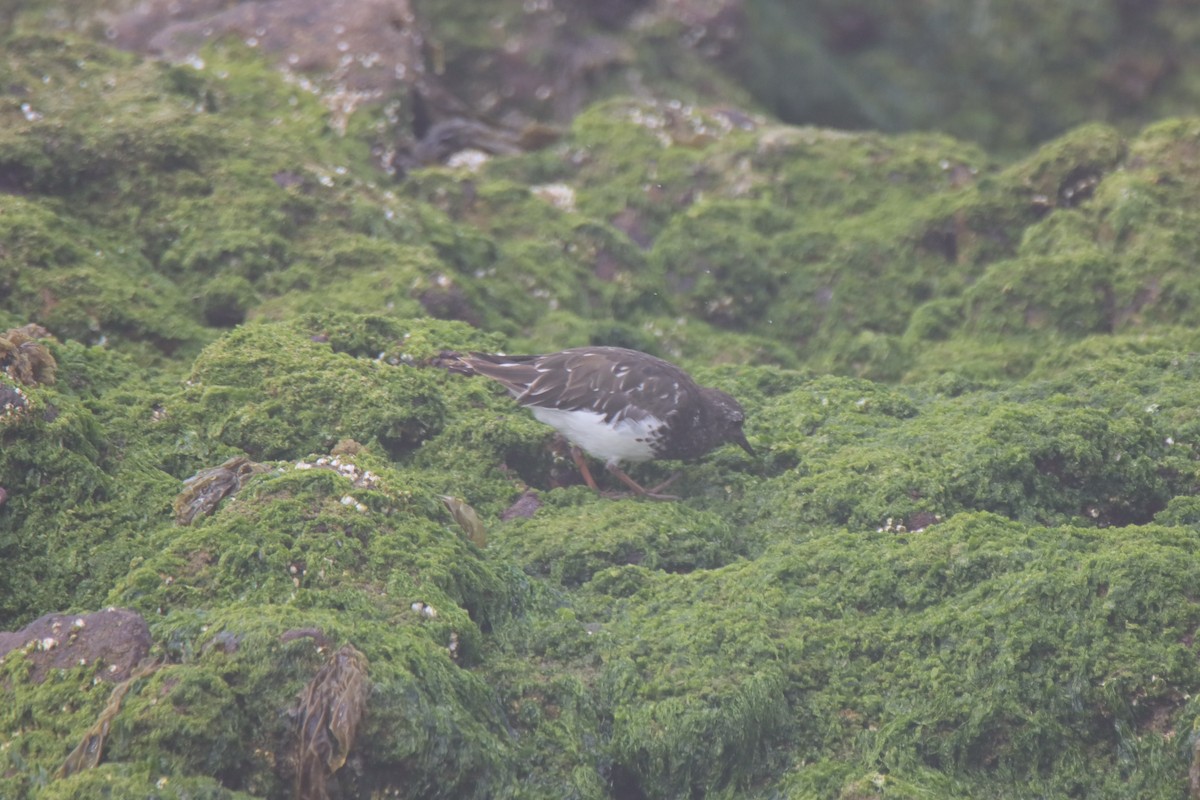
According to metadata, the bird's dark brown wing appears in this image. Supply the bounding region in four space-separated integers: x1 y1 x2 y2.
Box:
465 347 700 425
458 353 544 397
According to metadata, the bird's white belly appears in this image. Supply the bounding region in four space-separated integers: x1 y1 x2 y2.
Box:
530 406 660 465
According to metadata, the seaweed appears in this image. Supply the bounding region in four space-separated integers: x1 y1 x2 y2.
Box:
294 645 369 800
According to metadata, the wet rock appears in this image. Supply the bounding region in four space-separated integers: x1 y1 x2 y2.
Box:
107 0 425 96
0 608 151 684
500 490 541 521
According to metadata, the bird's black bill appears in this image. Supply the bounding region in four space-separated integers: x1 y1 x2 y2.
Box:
734 431 754 456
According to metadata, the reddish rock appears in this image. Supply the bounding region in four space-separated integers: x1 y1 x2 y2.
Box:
0 608 151 683
107 0 425 95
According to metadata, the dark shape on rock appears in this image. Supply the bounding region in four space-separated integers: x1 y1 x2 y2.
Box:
203 630 243 655
500 490 542 521
906 511 942 532
174 456 271 525
0 608 152 684
417 281 483 327
281 628 334 650
1058 167 1102 208
410 118 523 165
584 0 651 29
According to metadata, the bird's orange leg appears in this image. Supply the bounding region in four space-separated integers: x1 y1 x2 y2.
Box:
647 472 682 495
570 445 600 491
607 463 680 502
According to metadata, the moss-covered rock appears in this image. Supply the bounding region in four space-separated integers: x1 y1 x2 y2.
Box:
760 515 1200 799
10 11 1200 800
0 370 111 624
168 321 446 460
36 766 257 800
493 499 744 588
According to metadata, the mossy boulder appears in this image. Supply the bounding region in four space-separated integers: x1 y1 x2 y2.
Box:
9 13 1200 800
493 499 744 588
167 321 447 461
0 371 111 624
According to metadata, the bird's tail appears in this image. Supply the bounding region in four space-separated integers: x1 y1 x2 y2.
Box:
430 350 477 376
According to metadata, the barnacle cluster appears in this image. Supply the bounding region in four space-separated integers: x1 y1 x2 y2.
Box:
0 383 29 424
294 454 380 489
0 324 57 387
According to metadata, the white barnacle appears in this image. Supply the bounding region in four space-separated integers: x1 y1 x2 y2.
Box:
530 183 577 212
410 601 437 618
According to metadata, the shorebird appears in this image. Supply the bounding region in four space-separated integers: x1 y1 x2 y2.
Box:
454 346 753 500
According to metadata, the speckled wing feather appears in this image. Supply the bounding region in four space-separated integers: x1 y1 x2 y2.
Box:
463 347 699 425
458 353 543 397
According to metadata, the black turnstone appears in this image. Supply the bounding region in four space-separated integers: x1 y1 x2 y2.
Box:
454 346 753 500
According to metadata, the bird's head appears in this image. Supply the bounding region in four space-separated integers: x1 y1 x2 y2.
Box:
701 388 754 456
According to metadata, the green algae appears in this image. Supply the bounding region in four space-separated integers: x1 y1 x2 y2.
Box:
1 653 117 798
0 34 485 362
760 516 1200 799
168 320 448 461
0 196 207 357
493 500 745 588
748 361 1189 532
898 119 1200 380
9 317 1200 799
8 15 1200 800
12 308 1200 796
591 562 790 797
0 372 111 624
3 605 515 798
82 429 521 796
36 766 258 800
112 457 508 636
8 24 1200 383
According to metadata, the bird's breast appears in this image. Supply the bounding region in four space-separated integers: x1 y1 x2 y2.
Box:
529 406 662 465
